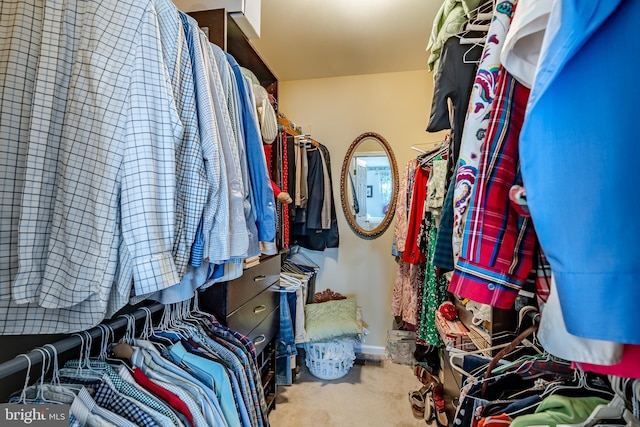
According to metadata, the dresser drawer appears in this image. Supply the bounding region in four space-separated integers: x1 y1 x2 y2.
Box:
247 306 279 357
228 255 280 313
227 286 279 336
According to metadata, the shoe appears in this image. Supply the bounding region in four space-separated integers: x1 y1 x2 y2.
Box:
423 387 434 422
413 364 434 386
408 384 431 420
432 380 448 427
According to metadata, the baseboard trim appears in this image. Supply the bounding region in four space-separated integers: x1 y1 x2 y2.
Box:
355 345 385 356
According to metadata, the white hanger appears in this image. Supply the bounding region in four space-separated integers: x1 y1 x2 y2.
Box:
567 393 639 427
457 0 493 49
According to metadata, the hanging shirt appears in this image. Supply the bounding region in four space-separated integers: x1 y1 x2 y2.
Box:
15 0 187 307
131 367 196 427
227 53 277 256
449 73 535 309
0 0 181 334
134 339 229 427
451 0 515 263
200 319 269 425
169 341 241 427
509 395 608 427
75 387 138 427
402 166 429 265
538 275 623 366
188 332 258 427
216 46 261 261
426 0 483 72
155 0 208 277
118 365 186 427
426 36 481 165
200 33 248 261
499 0 552 89
64 359 182 427
519 0 640 343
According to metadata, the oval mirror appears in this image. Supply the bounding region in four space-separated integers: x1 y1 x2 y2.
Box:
340 132 399 239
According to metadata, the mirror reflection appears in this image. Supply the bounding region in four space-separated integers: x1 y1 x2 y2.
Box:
341 132 398 238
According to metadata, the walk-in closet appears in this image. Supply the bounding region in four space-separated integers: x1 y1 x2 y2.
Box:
1 0 639 426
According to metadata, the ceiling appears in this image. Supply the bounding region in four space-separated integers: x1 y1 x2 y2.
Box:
248 0 442 81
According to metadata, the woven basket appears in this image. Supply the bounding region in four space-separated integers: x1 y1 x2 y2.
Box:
305 338 357 380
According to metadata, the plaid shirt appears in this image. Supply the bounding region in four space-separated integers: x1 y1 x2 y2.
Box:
203 318 269 427
192 330 261 427
64 359 182 427
93 377 159 427
449 73 536 309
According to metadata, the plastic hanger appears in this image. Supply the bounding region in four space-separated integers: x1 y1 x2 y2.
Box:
448 340 517 381
419 146 449 169
572 393 640 427
191 292 214 319
539 367 614 402
457 1 493 46
633 378 640 419
16 348 77 404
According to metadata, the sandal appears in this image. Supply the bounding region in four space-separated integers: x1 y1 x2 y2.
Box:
408 389 425 419
432 381 449 427
413 364 434 386
408 384 431 420
423 387 434 422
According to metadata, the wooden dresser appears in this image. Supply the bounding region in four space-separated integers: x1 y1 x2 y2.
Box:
201 254 281 413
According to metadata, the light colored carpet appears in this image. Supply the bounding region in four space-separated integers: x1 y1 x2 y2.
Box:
268 358 435 427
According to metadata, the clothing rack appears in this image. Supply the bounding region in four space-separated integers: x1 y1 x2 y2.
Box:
0 302 164 401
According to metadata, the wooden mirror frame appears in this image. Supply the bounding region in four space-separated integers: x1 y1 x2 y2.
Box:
340 132 399 239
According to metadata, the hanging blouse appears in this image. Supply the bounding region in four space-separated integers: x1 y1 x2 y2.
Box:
451 0 516 262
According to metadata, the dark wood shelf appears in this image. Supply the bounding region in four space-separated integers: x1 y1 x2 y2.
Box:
265 392 277 410
262 370 275 388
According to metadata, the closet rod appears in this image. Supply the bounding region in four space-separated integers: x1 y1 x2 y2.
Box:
0 302 164 381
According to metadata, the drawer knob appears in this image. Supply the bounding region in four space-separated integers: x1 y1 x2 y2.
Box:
253 335 266 345
253 305 267 314
253 275 267 282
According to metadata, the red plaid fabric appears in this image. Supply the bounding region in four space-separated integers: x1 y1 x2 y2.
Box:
449 72 536 309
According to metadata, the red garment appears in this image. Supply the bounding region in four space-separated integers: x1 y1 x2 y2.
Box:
263 143 282 195
449 73 536 309
131 367 194 426
402 166 429 264
281 131 290 248
478 413 512 427
575 344 640 379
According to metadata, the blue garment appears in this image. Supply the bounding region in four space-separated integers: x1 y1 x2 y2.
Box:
519 0 640 343
92 377 159 427
63 359 181 427
133 340 227 427
189 332 258 427
154 0 208 277
199 319 269 427
169 341 241 427
76 387 138 427
131 348 211 427
201 37 249 261
178 11 229 265
69 414 82 427
0 0 177 335
226 53 277 254
211 43 260 260
276 291 297 385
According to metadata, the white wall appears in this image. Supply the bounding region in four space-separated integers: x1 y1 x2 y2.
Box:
280 70 447 352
